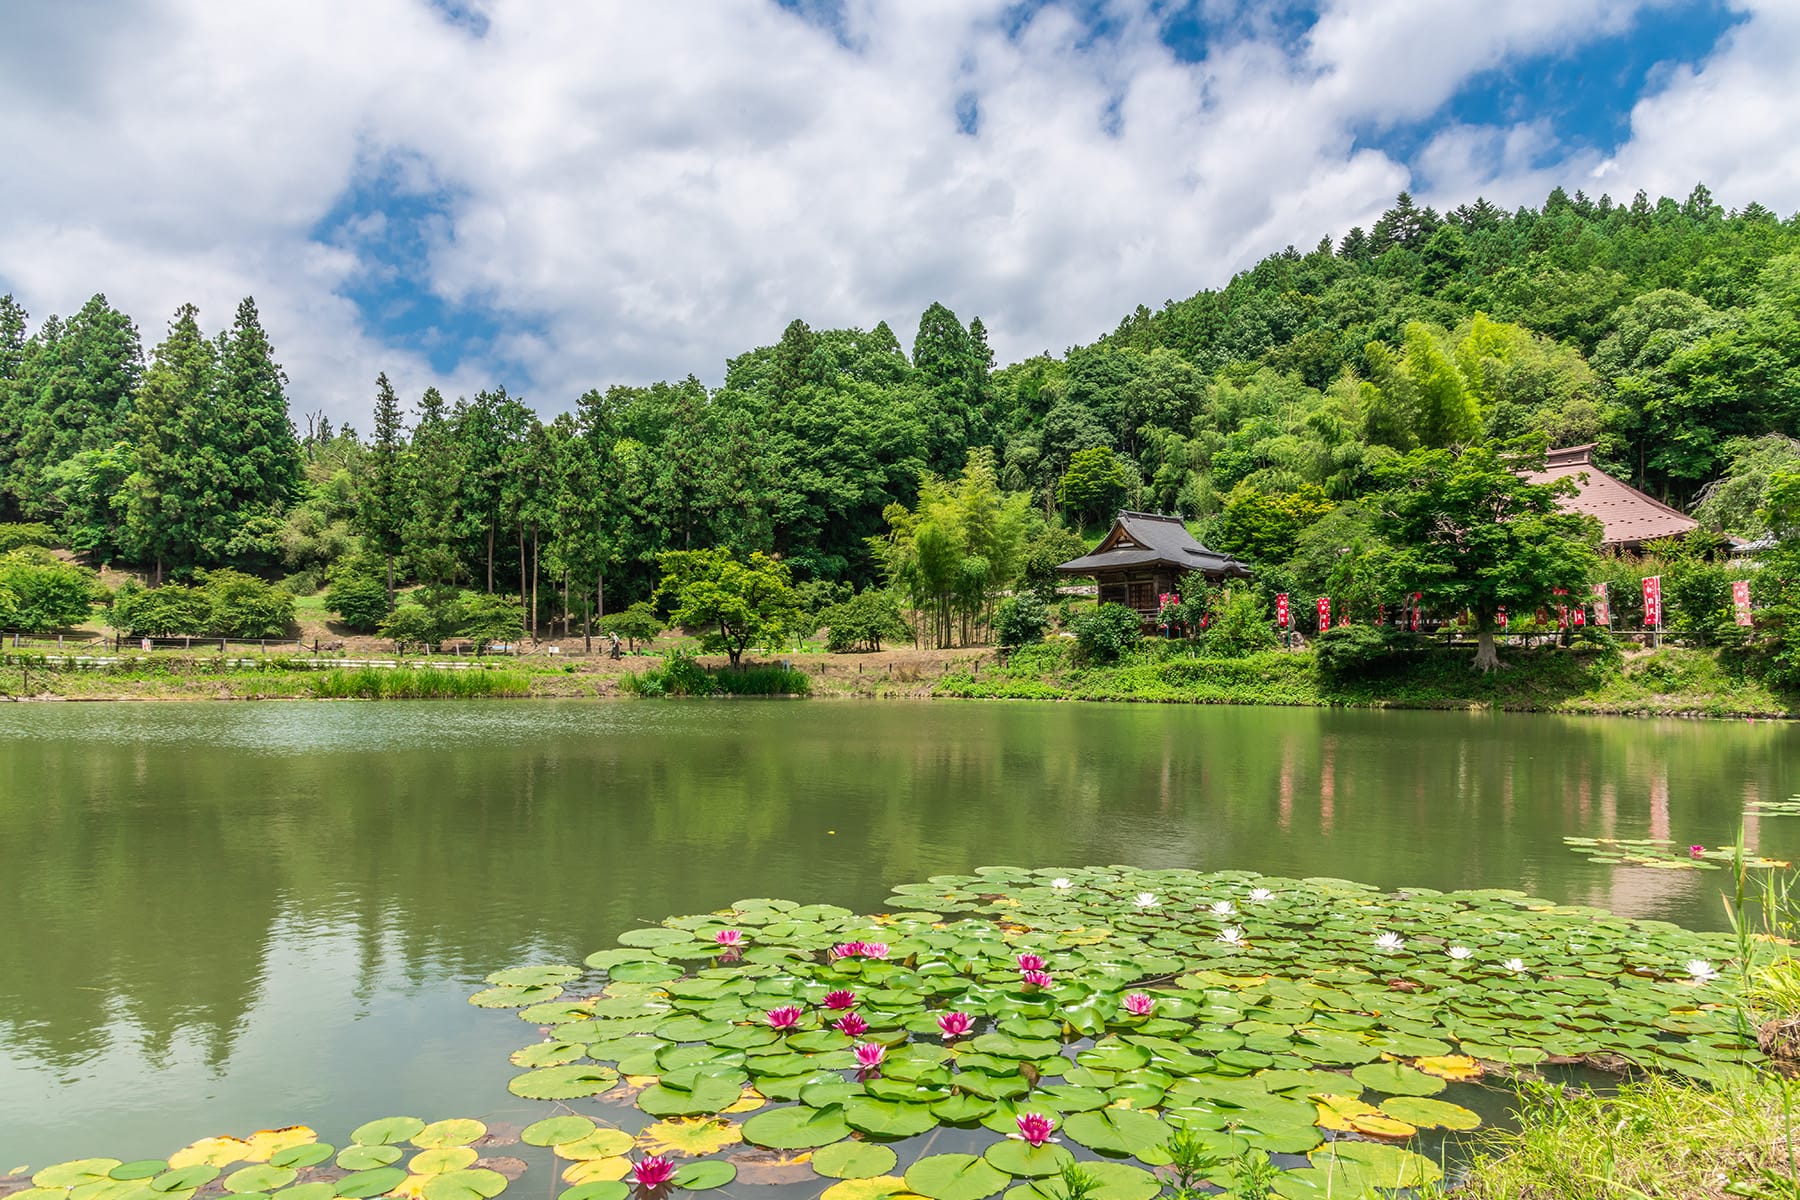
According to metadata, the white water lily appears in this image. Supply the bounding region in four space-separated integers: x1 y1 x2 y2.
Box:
1050 878 1072 890
1373 932 1405 953
1447 946 1474 960
1134 892 1160 908
1686 959 1720 984
1248 888 1274 903
1501 958 1526 973
1210 900 1236 917
1217 926 1244 945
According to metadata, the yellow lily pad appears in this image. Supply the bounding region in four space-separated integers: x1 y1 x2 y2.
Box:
554 1130 635 1161
168 1140 250 1170
636 1120 742 1158
1346 1114 1417 1138
562 1159 630 1185
1311 1093 1384 1133
822 1176 916 1200
240 1131 315 1164
1413 1055 1482 1081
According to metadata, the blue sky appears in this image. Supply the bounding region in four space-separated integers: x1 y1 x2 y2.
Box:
0 0 1788 420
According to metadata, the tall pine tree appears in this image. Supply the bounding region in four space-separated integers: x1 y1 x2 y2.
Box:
360 373 407 607
125 304 218 579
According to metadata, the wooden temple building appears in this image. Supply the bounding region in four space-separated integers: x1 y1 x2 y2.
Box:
1056 511 1252 622
1524 444 1697 552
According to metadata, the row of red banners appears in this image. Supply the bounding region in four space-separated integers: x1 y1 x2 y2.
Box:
1273 578 1755 632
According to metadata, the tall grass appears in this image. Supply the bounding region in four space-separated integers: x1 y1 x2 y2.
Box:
310 666 533 699
623 656 810 697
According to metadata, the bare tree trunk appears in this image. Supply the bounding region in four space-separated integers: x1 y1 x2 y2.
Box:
530 521 539 641
486 524 495 593
518 525 528 635
1473 628 1501 672
385 553 395 611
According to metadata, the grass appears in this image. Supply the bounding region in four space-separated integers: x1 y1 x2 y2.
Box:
933 640 1796 717
309 666 534 699
1426 1073 1800 1200
622 657 812 697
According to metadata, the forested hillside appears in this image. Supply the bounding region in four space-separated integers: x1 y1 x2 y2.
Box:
2 182 1798 642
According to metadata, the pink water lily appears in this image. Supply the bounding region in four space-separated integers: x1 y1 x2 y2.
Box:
1020 969 1053 989
714 929 743 947
632 1156 675 1188
1016 953 1047 972
936 1011 973 1038
830 941 867 959
854 1041 887 1069
1123 992 1154 1017
766 1005 803 1030
1689 844 1706 859
862 942 890 960
1008 1113 1059 1147
823 989 857 1010
835 1012 869 1036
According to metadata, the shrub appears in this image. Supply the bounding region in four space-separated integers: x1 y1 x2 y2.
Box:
380 603 445 649
1070 602 1143 663
600 601 665 651
1314 623 1416 680
0 548 97 630
195 569 296 638
325 568 391 632
457 591 525 652
820 589 910 652
1203 588 1277 657
993 593 1051 648
0 522 57 553
621 650 811 697
112 580 210 637
311 666 531 699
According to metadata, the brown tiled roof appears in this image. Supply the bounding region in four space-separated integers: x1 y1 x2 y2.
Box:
1056 511 1252 577
1523 444 1697 550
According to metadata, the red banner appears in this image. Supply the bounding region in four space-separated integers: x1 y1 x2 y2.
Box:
1573 606 1585 627
1642 576 1662 629
1498 607 1507 630
1552 586 1568 630
1276 593 1289 628
1410 592 1422 632
1591 582 1610 626
1316 596 1330 632
1733 579 1753 627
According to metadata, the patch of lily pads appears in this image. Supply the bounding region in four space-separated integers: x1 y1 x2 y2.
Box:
1747 797 1800 817
469 867 1755 1199
10 1121 525 1200
1563 836 1790 871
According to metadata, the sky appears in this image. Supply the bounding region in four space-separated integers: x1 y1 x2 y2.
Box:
2 0 1795 425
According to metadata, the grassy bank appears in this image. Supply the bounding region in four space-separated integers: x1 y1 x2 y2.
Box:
0 651 596 700
933 640 1797 717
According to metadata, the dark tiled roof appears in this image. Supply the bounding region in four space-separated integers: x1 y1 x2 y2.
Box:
1056 511 1253 577
1523 444 1697 549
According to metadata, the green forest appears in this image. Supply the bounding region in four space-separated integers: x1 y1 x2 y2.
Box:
3 182 1800 657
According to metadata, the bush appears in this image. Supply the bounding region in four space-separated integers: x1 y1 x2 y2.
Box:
1203 588 1277 657
623 650 811 696
311 666 532 699
993 593 1051 648
1070 602 1143 663
457 591 525 652
600 601 665 651
380 603 446 649
1314 623 1416 680
112 580 210 637
820 590 910 652
0 523 57 553
325 570 390 632
195 569 295 638
0 548 97 630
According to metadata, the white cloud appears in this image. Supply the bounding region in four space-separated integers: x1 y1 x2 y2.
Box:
0 0 1793 424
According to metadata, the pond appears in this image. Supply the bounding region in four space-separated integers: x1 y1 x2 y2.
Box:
1 699 1796 1170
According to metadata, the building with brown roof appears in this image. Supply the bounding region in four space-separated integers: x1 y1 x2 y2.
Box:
1523 444 1697 552
1056 511 1252 621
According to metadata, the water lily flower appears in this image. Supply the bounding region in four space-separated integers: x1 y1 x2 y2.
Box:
854 1041 887 1069
1123 992 1154 1016
1248 887 1274 903
1020 969 1054 989
1017 953 1047 972
1210 900 1235 917
632 1156 675 1188
1051 878 1073 890
714 929 743 947
1501 958 1526 974
830 941 866 960
1447 946 1474 960
835 1012 870 1036
1134 892 1160 908
862 942 890 960
1217 926 1244 945
936 1011 973 1038
1689 845 1706 859
1008 1113 1059 1148
766 1005 803 1030
1373 932 1405 953
1687 959 1720 984
823 989 856 1010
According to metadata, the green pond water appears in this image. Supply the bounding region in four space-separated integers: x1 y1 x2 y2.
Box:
1 699 1796 1169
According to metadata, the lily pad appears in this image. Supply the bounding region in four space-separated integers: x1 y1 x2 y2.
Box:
812 1142 899 1180
508 1065 620 1100
224 1167 296 1193
350 1118 427 1148
1348 1062 1445 1097
335 1147 402 1171
670 1162 736 1191
905 1154 1009 1200
742 1104 853 1150
420 1169 507 1200
334 1169 408 1199
982 1142 1073 1179
521 1117 596 1148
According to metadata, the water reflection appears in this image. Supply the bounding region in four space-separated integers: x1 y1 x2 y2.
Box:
0 700 1795 1162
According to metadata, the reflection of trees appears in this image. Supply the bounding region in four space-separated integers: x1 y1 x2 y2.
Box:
1 703 1795 1074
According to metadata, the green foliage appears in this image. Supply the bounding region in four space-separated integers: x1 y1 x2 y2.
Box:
110 570 292 638
0 548 96 630
600 601 664 650
1069 602 1142 663
0 522 56 552
379 602 449 649
819 588 910 652
655 547 803 665
1019 521 1087 602
311 667 532 699
993 592 1051 649
456 592 525 652
1313 624 1415 681
1203 587 1277 657
623 652 812 697
325 565 391 632
1055 446 1126 527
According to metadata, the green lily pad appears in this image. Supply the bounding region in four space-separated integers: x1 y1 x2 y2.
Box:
843 1098 938 1139
409 1149 478 1176
37 1163 124 1190
109 1163 170 1182
509 1065 620 1100
982 1141 1073 1179
1060 1108 1169 1157
1379 1095 1481 1130
421 1170 507 1200
334 1169 408 1199
268 1145 333 1171
350 1118 426 1147
905 1154 1009 1200
670 1162 735 1191
334 1147 401 1171
741 1104 853 1150
812 1142 899 1180
224 1167 296 1194
521 1116 596 1148
558 1186 629 1200
1349 1061 1445 1096
151 1167 218 1193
